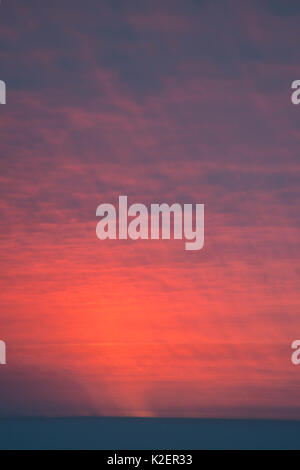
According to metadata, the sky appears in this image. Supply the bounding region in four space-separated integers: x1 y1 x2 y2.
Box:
0 0 300 419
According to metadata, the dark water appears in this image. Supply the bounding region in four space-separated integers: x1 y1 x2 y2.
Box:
0 417 300 449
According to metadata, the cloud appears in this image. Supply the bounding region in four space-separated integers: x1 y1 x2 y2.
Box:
0 0 300 419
